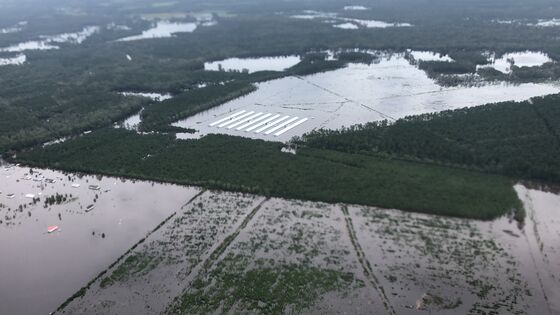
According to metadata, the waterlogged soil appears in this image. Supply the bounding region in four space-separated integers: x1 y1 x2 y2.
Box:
57 184 560 315
0 164 201 315
175 53 560 142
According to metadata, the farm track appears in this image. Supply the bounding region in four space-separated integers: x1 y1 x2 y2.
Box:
55 188 207 313
340 205 396 315
201 197 269 270
522 191 554 315
166 197 270 311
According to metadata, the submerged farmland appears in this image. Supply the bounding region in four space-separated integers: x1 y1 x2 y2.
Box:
174 52 560 141
0 164 201 314
53 182 560 314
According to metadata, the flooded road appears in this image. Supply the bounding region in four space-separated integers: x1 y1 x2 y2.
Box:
0 162 200 314
175 53 560 142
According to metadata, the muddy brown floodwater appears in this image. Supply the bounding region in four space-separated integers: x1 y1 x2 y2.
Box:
59 182 560 314
0 163 200 315
1 161 559 314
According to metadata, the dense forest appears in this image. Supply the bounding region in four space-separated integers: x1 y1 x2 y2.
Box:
299 93 560 183
13 128 520 220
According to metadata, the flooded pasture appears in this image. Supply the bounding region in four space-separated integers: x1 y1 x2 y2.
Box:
55 182 560 314
174 52 560 142
0 163 200 314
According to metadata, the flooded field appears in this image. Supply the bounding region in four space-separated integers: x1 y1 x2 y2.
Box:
0 162 201 314
479 51 553 73
290 10 412 29
55 181 560 314
0 25 99 67
0 53 25 66
116 14 217 42
117 21 197 41
204 56 301 73
0 26 99 53
0 21 27 34
116 92 173 131
499 19 560 27
175 52 560 142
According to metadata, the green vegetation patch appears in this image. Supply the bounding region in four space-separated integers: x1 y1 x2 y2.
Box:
168 256 355 315
99 253 161 288
15 128 520 220
139 82 257 132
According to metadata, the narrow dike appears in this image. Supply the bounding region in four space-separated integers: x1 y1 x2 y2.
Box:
202 197 269 270
521 192 553 315
341 206 396 315
54 189 207 313
295 76 397 121
166 197 270 312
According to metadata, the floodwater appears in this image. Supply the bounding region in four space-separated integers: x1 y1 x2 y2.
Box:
290 10 411 28
174 52 560 142
339 17 412 28
344 5 369 11
0 54 25 66
333 23 359 29
204 56 301 73
0 163 200 314
494 185 560 314
56 183 560 314
480 51 553 73
529 19 560 27
116 92 173 130
0 26 99 53
0 21 27 34
409 50 453 62
117 21 197 42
